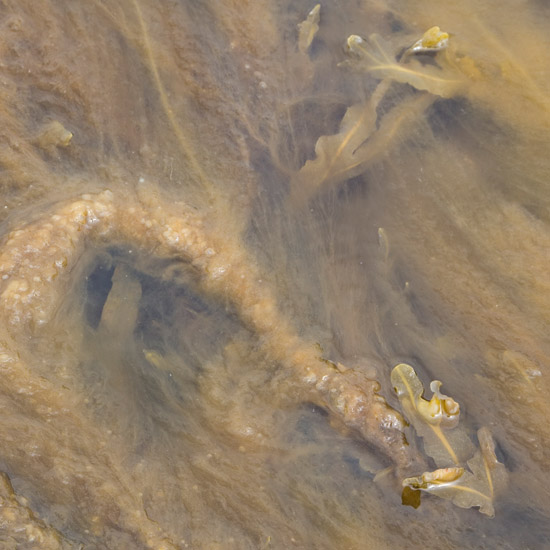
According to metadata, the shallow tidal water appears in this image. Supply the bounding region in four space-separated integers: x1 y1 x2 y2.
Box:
0 1 549 548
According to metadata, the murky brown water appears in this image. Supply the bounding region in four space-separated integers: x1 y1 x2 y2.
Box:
0 0 549 548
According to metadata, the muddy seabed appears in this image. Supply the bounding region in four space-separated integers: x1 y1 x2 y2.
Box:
0 0 549 548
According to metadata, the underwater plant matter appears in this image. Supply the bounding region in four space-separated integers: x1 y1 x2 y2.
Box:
393 364 507 516
0 0 549 548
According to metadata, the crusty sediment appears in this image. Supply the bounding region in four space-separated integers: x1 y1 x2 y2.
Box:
0 190 415 474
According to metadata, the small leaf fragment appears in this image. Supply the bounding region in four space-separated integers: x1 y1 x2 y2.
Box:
406 26 449 55
297 4 320 54
401 486 422 509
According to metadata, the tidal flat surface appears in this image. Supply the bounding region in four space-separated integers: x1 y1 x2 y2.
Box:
0 1 548 548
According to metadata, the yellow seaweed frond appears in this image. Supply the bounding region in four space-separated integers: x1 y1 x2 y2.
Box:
391 363 474 466
344 33 467 98
403 428 507 517
290 85 435 202
392 364 508 516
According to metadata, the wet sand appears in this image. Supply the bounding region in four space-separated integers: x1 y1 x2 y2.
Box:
0 1 549 548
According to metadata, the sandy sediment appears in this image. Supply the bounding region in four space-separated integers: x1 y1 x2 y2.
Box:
0 190 414 474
